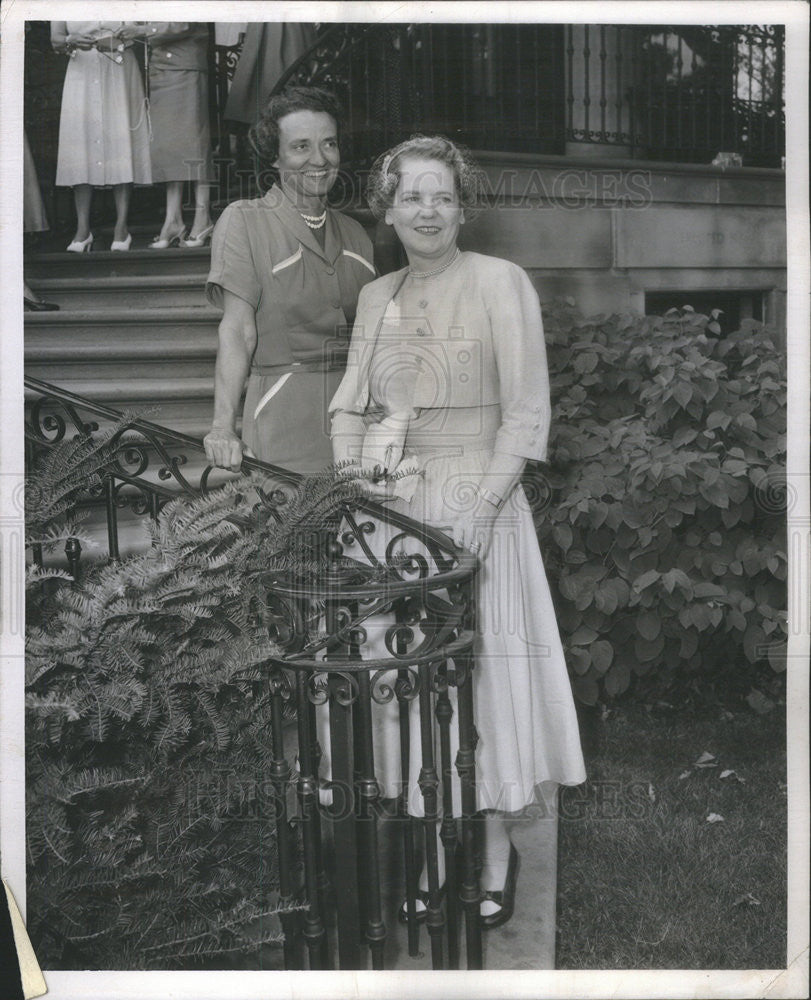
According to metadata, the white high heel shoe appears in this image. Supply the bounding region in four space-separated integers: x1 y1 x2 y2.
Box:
66 233 93 253
110 233 132 252
180 223 214 248
149 226 187 250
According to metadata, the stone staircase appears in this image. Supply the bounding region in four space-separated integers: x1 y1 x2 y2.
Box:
25 242 218 440
25 207 381 437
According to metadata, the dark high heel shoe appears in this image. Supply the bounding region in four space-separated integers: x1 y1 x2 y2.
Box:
479 843 519 930
398 883 446 925
24 297 59 312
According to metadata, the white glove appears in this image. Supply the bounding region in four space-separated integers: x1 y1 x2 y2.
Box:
361 412 410 477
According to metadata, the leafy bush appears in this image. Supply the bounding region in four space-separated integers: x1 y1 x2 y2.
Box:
536 302 787 707
25 443 359 969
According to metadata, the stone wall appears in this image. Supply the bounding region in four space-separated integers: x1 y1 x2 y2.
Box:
460 152 787 334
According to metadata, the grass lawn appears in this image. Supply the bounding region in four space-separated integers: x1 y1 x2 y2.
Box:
555 702 787 969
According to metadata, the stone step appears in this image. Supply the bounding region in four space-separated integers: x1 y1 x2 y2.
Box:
25 323 217 362
26 274 211 310
24 376 214 403
25 308 220 420
26 246 212 279
24 306 220 340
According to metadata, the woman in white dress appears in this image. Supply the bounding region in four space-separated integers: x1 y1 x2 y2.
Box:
51 21 152 251
329 135 586 929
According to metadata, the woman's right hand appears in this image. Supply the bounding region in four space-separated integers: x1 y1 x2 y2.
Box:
68 32 96 50
335 463 397 502
115 24 145 42
203 427 245 473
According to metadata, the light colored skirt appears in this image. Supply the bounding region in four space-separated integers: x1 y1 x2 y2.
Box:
55 48 151 187
318 415 587 816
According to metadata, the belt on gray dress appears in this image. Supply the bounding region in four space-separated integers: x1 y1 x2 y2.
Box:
251 355 348 377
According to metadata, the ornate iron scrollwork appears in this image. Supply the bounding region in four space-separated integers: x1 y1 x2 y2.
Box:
24 378 301 559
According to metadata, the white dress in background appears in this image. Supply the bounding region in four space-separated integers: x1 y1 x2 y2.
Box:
54 21 152 188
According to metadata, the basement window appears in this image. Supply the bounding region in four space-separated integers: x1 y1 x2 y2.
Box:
645 291 764 335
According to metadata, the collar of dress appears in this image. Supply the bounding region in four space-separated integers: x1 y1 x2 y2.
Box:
262 183 339 264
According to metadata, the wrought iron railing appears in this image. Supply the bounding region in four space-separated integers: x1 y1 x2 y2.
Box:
24 374 299 566
24 376 483 970
270 22 785 168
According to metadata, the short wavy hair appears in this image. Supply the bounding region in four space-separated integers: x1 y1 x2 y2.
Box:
249 86 344 163
366 135 487 220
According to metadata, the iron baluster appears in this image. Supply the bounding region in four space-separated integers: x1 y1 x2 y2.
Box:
566 25 575 138
397 661 420 956
64 537 82 580
103 474 119 561
629 27 639 153
354 669 386 968
31 543 44 571
676 31 683 154
295 670 329 969
323 562 362 969
661 28 669 154
269 669 303 969
691 34 698 151
599 25 607 141
307 689 330 969
615 27 624 144
417 659 444 969
705 31 712 159
435 669 460 968
455 648 482 970
583 24 591 140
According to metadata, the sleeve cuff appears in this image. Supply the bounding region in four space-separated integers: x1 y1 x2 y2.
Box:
205 279 260 312
493 429 548 462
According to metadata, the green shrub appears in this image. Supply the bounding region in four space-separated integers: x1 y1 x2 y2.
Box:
536 302 787 707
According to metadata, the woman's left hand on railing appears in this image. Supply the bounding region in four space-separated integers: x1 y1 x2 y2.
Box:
203 426 246 473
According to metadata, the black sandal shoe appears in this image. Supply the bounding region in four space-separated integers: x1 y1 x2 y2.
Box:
479 843 519 930
24 297 59 311
398 883 446 925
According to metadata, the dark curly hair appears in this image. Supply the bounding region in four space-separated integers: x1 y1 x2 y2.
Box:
249 86 344 163
366 134 487 220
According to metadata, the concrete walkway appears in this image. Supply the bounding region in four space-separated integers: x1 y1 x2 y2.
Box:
374 808 560 971
302 796 559 971
277 720 560 971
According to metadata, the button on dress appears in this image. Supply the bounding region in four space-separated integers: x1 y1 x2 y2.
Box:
54 22 152 188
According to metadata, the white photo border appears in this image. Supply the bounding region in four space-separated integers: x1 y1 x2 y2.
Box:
2 2 808 998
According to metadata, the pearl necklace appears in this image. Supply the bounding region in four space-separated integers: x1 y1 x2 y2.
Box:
408 247 460 279
300 209 327 230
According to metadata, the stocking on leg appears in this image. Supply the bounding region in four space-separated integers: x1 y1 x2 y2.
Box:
479 814 512 917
